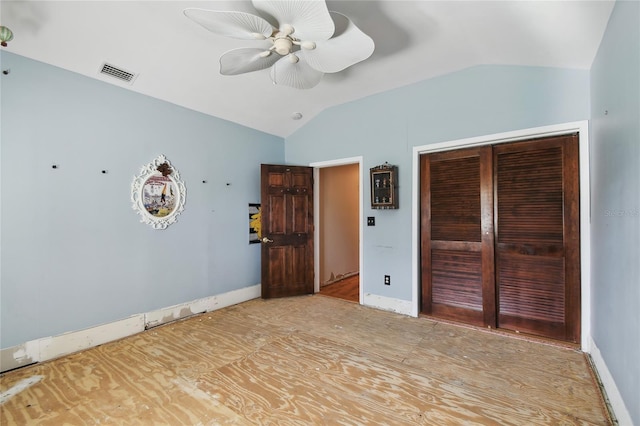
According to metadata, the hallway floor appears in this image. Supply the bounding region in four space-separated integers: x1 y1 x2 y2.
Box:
318 274 359 303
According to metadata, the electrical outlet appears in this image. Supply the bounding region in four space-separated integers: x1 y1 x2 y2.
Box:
384 275 391 285
367 216 375 226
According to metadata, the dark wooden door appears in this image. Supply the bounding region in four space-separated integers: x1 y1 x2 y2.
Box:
260 164 314 299
420 147 495 327
494 135 580 342
420 135 581 343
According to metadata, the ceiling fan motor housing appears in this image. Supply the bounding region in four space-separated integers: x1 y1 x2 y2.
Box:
273 33 294 56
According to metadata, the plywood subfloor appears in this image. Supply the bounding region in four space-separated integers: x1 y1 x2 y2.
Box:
1 295 610 425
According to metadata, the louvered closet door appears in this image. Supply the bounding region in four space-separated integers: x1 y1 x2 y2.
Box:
420 147 495 327
494 135 580 342
420 135 581 343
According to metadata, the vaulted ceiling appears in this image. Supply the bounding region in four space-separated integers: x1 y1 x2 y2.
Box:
1 1 615 137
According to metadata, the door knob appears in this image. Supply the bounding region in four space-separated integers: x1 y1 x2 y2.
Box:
262 237 274 243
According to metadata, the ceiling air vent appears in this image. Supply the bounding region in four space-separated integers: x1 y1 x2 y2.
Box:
99 62 137 84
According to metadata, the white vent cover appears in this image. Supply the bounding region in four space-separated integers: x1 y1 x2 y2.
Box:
99 62 138 84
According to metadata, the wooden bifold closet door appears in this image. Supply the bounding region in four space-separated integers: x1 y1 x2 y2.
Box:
420 134 580 343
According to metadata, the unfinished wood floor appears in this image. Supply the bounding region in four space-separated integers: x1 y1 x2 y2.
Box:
1 295 610 425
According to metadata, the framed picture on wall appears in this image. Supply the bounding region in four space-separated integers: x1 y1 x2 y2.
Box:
249 203 261 244
131 155 186 230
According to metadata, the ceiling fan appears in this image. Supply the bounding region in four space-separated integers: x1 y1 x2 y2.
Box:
184 0 375 89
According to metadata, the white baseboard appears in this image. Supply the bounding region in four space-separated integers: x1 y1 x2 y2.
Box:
40 315 147 363
363 293 413 316
0 284 261 373
589 336 633 425
144 284 261 328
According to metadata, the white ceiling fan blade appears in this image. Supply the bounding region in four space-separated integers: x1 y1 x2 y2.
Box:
220 48 281 75
252 0 334 41
302 12 375 73
270 56 324 89
184 8 274 40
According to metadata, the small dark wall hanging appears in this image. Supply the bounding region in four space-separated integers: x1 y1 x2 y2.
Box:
370 163 398 209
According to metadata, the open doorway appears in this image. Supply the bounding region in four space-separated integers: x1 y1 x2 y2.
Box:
312 160 361 303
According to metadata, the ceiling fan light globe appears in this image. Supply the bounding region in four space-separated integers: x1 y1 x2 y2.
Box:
251 32 267 40
259 50 272 58
289 54 299 64
280 24 295 36
301 41 316 50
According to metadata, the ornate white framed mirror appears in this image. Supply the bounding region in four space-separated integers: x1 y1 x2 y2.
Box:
131 155 186 229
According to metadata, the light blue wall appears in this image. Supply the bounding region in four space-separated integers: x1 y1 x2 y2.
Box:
286 65 590 301
1 7 637 420
0 52 284 348
590 1 640 423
